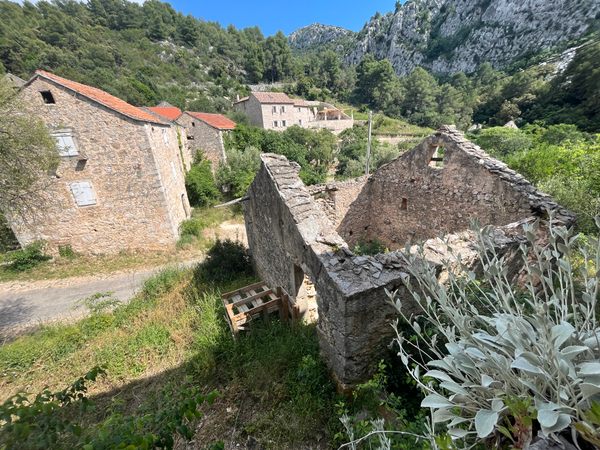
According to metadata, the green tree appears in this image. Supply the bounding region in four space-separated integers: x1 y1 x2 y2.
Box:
401 67 440 127
0 78 58 217
185 157 220 207
353 55 402 114
263 31 292 82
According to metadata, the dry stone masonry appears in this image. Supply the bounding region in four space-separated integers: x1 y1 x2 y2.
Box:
244 126 574 389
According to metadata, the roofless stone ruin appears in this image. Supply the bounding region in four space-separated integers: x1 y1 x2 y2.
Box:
243 126 575 389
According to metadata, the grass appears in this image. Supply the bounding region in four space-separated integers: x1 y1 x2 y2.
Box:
0 206 243 283
0 257 342 448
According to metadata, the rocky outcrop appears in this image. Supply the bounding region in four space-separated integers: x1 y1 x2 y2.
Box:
288 23 355 53
291 0 600 75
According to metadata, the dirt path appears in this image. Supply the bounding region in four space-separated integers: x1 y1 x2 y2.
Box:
0 258 202 338
0 221 246 338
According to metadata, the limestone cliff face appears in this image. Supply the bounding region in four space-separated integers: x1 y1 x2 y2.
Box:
290 0 600 75
288 23 355 52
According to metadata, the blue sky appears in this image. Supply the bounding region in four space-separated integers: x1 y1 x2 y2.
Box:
166 0 397 36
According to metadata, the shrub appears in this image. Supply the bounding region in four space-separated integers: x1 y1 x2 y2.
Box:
471 126 533 157
216 146 261 199
4 241 51 271
389 220 600 448
185 157 220 207
353 239 387 256
58 244 77 259
194 239 253 284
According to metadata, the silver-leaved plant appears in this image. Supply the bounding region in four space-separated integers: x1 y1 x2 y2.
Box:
389 218 600 449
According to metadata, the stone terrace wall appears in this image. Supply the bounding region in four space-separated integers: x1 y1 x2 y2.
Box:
12 78 182 255
307 118 354 135
339 126 574 249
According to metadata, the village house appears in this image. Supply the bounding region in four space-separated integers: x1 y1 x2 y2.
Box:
233 92 353 134
9 70 191 255
243 126 575 388
144 103 235 169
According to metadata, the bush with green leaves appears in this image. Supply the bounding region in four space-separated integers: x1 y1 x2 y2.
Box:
389 219 600 449
0 365 216 449
194 239 253 284
4 241 51 271
185 156 220 207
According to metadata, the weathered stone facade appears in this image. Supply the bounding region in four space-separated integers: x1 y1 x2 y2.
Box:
178 112 233 169
9 72 190 255
233 92 353 134
244 127 574 388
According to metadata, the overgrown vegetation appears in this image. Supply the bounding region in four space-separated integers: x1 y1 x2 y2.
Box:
193 239 253 284
471 124 600 234
388 220 600 449
2 241 51 272
185 155 220 207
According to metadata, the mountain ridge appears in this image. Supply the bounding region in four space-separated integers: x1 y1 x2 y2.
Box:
289 0 600 75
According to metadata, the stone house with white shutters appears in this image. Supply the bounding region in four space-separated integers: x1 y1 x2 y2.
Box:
8 70 191 255
233 92 353 134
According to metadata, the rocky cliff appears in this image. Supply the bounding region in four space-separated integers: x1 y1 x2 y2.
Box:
290 0 600 75
288 23 355 53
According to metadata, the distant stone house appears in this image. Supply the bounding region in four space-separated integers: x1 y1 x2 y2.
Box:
144 104 235 169
178 112 236 168
233 92 353 134
9 70 191 255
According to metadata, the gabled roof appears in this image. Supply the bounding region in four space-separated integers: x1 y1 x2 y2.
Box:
186 112 236 130
251 92 295 104
233 96 249 104
146 106 183 121
28 70 167 126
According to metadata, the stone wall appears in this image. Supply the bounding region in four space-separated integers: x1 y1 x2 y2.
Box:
234 96 264 128
244 129 574 389
245 154 418 388
306 118 354 134
177 113 227 169
11 77 189 255
308 177 367 227
338 126 574 250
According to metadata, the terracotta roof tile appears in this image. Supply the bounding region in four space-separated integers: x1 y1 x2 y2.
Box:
147 106 183 121
251 92 295 104
33 70 167 125
186 112 236 130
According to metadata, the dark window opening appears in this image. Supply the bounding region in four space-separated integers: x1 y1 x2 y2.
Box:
401 198 408 210
40 90 55 104
192 121 195 127
428 146 446 169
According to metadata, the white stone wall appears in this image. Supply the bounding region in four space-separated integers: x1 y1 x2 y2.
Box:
11 77 189 254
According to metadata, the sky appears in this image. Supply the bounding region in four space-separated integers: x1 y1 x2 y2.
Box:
166 0 397 36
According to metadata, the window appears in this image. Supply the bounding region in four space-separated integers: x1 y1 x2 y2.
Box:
162 128 169 145
281 120 287 127
401 198 408 211
298 119 303 125
70 181 96 206
40 90 55 104
53 132 78 157
272 106 277 114
191 121 195 127
273 120 279 128
281 106 286 113
297 107 301 113
428 146 446 169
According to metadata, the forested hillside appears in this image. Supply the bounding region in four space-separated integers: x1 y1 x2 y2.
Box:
0 0 599 131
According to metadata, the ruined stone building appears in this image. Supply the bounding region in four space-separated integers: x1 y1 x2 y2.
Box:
233 92 353 134
244 126 574 388
144 103 235 169
9 70 191 255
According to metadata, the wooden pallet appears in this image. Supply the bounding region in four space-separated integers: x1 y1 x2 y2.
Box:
222 282 298 334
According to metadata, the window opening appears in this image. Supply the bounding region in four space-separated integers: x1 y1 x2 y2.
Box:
401 198 408 210
428 146 446 169
40 90 55 104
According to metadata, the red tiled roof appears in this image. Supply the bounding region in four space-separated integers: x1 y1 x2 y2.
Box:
147 106 182 121
186 112 236 130
251 92 295 104
32 70 167 125
294 99 311 107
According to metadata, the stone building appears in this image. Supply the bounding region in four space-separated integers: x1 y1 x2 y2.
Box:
9 70 191 255
244 126 574 388
178 112 236 168
233 92 353 134
144 103 235 169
